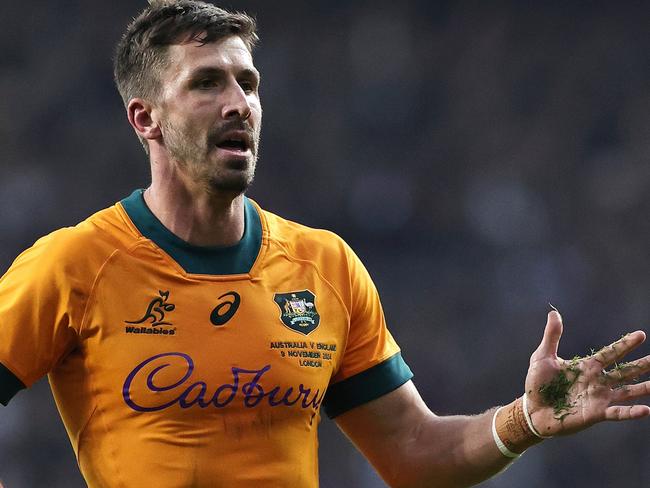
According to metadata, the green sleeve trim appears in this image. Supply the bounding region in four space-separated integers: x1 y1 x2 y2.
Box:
0 362 25 406
323 352 413 418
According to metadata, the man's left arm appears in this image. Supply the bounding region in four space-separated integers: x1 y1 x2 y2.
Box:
336 379 513 488
335 311 650 488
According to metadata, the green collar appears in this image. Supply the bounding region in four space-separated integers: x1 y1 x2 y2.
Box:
120 189 262 275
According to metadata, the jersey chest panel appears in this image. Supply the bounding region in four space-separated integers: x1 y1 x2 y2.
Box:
51 246 347 486
83 247 346 423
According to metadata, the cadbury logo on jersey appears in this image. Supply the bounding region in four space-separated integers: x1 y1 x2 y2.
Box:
123 352 324 413
125 290 177 336
273 290 320 335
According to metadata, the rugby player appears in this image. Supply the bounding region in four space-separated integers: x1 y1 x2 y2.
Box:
1 1 650 486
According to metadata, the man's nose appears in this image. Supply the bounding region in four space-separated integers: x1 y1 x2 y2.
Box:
222 83 252 120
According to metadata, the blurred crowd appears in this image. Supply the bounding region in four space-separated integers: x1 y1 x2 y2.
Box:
1 1 649 487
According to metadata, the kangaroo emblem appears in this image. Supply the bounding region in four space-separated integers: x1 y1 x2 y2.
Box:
126 290 176 326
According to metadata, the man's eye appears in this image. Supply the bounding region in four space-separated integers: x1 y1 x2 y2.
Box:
197 79 217 89
240 81 255 93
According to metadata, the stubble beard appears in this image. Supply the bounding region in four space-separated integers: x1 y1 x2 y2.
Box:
162 119 259 195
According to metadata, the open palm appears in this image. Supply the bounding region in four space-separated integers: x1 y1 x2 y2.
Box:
524 311 650 438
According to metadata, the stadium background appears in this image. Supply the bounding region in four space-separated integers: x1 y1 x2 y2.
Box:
1 1 649 486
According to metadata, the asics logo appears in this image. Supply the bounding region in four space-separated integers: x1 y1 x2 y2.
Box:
210 291 240 326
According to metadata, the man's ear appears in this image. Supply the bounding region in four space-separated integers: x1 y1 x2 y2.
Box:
127 98 161 141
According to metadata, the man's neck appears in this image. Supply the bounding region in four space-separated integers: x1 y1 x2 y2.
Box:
143 179 245 248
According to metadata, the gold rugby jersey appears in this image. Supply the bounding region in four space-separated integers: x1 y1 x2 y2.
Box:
0 190 412 488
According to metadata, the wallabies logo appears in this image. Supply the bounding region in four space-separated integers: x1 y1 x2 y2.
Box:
126 290 176 326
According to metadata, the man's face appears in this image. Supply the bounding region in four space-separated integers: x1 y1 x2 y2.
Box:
154 35 262 194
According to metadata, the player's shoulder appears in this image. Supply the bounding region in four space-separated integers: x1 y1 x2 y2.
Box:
16 201 137 272
253 200 352 262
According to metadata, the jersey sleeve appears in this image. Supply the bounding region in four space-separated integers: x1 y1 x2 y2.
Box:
0 229 87 405
322 243 413 418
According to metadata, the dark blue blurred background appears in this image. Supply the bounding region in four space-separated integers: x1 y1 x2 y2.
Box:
1 1 649 486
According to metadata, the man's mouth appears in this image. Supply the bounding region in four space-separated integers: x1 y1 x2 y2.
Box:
217 140 248 152
215 130 252 155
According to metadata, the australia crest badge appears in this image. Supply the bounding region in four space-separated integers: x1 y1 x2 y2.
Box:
273 290 320 335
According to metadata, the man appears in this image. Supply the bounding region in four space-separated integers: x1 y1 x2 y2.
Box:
1 1 649 486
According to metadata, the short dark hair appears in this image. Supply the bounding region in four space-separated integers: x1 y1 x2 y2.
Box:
113 0 258 153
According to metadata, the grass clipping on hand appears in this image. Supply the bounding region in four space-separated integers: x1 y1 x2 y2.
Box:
537 339 641 422
538 357 582 421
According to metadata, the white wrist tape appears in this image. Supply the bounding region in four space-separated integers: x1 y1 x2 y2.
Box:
491 407 521 459
523 393 552 439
